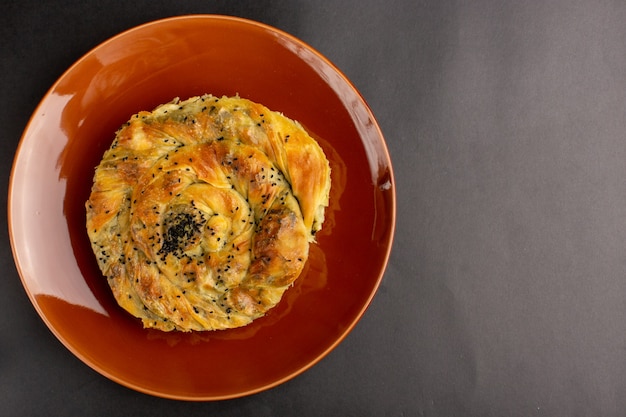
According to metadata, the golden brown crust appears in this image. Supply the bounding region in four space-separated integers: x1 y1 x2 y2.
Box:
86 95 331 331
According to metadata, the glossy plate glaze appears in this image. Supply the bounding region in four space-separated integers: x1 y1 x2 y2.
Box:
8 15 395 400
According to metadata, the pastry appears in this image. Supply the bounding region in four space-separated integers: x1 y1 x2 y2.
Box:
86 95 331 331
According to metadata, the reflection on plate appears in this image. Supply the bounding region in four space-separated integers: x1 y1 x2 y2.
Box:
8 15 395 400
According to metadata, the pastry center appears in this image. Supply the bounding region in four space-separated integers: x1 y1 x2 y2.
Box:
159 209 206 257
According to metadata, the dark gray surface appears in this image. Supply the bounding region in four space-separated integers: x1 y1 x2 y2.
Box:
3 1 626 415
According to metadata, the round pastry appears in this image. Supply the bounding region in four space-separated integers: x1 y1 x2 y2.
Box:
86 95 331 332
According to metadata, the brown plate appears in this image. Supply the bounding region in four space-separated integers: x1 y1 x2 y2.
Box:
8 15 395 400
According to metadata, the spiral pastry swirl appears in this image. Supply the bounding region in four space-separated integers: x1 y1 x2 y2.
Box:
86 95 331 331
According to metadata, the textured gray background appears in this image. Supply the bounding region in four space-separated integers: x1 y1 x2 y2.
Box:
3 1 626 416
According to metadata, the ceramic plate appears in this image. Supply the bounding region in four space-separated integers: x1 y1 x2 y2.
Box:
8 15 395 400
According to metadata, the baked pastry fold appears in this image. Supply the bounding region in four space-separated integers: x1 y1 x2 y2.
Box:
86 95 331 331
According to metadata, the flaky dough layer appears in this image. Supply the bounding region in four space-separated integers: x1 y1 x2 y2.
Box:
86 95 331 331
